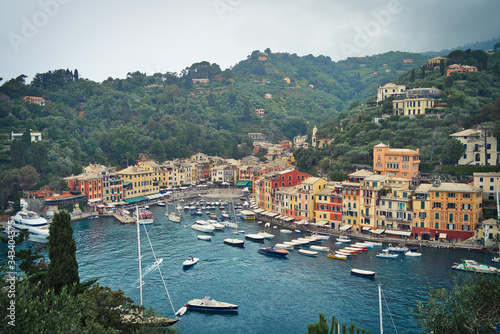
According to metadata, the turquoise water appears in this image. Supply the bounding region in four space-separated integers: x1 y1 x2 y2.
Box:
10 201 498 334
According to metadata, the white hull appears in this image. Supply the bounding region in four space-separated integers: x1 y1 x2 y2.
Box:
168 213 181 223
183 257 199 267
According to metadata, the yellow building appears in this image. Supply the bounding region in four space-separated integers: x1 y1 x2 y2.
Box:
377 83 405 102
296 177 327 221
359 175 390 231
392 98 435 116
412 181 482 242
377 178 413 237
116 165 158 199
373 143 420 180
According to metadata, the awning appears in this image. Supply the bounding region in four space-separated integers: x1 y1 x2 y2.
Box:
385 230 412 237
362 226 371 231
236 180 251 186
316 220 329 226
123 198 138 204
439 233 447 239
339 224 352 231
254 208 265 213
135 196 148 202
88 198 102 203
371 229 385 235
267 212 278 217
284 217 295 221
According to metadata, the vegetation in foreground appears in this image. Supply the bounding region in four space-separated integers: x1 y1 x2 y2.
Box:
0 211 181 334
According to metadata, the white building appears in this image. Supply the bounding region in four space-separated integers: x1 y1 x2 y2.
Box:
450 128 498 166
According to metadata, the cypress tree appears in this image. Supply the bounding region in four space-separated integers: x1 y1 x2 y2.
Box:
47 211 80 294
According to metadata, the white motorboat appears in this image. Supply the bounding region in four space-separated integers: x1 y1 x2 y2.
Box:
244 234 265 242
311 233 330 241
257 231 275 239
298 249 318 257
223 238 245 247
9 206 50 243
280 229 293 234
405 251 422 257
376 252 398 259
364 241 383 247
207 220 225 230
183 256 199 267
186 297 238 312
221 221 238 229
156 202 166 207
197 235 212 241
386 244 409 252
452 259 499 274
274 243 294 250
336 236 351 243
351 269 376 277
191 220 215 233
310 245 329 252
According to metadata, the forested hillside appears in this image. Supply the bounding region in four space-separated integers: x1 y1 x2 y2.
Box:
1 46 500 208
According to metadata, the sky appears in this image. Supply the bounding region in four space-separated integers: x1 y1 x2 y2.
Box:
1 0 500 84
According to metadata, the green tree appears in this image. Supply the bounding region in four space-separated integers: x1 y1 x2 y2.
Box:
19 165 40 190
412 273 500 334
439 61 445 76
421 66 425 79
410 69 415 82
440 138 465 164
47 211 80 294
444 76 453 88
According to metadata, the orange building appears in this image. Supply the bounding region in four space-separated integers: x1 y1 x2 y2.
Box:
22 96 45 106
447 64 477 77
373 143 420 180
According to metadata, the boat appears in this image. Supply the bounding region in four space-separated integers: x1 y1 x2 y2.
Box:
376 252 398 259
311 233 330 241
336 236 351 243
355 242 373 249
183 256 200 267
310 245 329 252
294 230 301 234
364 241 383 247
223 238 245 247
280 229 293 234
245 234 265 242
157 202 166 207
274 243 293 250
298 249 318 257
207 220 225 230
9 204 50 243
191 220 215 233
136 208 154 225
239 210 256 220
335 250 351 257
257 247 289 258
257 231 275 239
186 296 238 313
344 247 361 253
168 212 181 223
134 206 180 323
220 213 230 221
197 235 212 241
386 244 409 252
328 253 347 261
405 250 422 257
452 259 500 274
351 269 376 277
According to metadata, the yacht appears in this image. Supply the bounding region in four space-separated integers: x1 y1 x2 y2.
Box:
9 208 50 243
191 220 215 233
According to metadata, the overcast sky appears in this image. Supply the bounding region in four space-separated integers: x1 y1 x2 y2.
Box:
1 0 499 83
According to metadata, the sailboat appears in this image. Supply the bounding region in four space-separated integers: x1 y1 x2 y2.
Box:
134 208 182 325
167 200 181 223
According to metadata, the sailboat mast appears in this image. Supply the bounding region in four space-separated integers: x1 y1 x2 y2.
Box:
137 206 143 306
378 283 383 334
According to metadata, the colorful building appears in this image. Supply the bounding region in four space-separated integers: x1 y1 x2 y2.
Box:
473 172 500 200
377 83 406 102
373 143 420 180
392 97 435 116
116 165 157 199
450 128 498 166
412 181 482 242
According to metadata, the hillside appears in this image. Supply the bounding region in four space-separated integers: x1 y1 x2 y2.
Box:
1 46 500 208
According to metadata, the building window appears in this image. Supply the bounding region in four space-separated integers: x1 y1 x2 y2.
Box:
435 213 439 219
464 214 468 221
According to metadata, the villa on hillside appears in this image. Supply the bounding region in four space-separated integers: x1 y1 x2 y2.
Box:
450 128 498 166
447 64 477 77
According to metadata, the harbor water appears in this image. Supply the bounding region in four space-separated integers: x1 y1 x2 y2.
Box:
10 202 498 333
